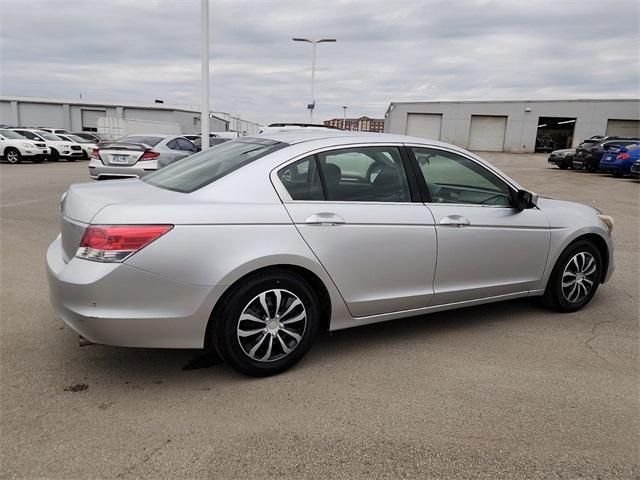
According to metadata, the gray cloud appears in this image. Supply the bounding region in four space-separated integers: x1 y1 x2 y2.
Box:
1 0 638 124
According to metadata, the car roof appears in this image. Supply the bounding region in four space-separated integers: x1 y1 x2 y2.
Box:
254 130 456 149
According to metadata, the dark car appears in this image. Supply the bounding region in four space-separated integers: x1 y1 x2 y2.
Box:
192 136 230 150
630 160 640 178
572 136 640 171
547 148 576 169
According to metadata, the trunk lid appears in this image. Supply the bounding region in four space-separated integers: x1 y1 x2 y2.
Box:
98 142 147 166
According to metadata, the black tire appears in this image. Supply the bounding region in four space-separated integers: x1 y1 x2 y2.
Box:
612 170 622 178
558 164 569 170
212 269 319 377
4 148 22 164
543 240 602 312
49 148 60 162
33 157 44 164
67 157 76 162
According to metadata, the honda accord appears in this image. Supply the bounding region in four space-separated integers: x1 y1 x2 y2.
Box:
47 132 615 376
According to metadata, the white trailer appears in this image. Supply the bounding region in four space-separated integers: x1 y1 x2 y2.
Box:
98 117 182 140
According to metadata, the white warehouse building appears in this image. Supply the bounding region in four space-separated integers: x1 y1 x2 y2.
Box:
384 99 640 153
0 96 263 136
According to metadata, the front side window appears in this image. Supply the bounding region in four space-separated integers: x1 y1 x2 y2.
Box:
412 147 512 206
144 138 285 193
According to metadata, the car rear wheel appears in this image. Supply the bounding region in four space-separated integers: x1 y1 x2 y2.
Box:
212 270 319 377
612 169 622 178
49 148 60 162
5 148 22 164
543 240 602 312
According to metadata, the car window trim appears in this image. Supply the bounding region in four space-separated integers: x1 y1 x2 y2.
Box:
271 142 419 204
403 143 519 208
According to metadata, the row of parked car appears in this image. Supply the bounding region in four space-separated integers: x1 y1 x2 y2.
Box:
0 126 235 175
0 126 108 164
548 135 640 178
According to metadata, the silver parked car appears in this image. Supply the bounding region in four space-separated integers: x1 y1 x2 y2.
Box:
88 134 198 179
47 132 615 376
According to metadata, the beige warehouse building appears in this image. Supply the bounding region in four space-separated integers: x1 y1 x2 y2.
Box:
384 99 640 152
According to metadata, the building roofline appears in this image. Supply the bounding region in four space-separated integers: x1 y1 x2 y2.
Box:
387 98 640 107
0 95 230 124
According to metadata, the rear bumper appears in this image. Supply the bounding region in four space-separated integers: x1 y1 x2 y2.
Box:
88 158 158 179
46 235 219 348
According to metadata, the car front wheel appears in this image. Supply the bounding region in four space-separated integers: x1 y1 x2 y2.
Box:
543 240 602 312
213 270 319 377
5 148 22 164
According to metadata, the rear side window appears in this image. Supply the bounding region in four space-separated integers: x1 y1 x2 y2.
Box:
176 138 196 151
144 138 286 193
277 146 411 203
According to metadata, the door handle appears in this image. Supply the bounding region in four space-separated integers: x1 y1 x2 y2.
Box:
439 215 470 227
304 212 346 225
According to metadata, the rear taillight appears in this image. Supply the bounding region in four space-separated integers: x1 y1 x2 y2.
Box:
617 153 630 160
139 150 160 161
91 148 101 160
76 225 173 262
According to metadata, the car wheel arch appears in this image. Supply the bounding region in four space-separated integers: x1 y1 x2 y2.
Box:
204 264 333 352
550 233 610 285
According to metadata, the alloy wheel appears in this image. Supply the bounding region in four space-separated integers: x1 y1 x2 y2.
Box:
6 150 19 163
236 289 307 363
561 252 597 303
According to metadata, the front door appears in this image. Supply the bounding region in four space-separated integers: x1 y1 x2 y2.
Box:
409 146 550 305
276 145 437 318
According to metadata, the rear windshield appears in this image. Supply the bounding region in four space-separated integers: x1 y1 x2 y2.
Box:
117 135 163 147
578 140 598 148
143 138 286 193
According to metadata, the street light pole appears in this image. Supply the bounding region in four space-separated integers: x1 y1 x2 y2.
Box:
342 105 347 130
292 37 336 123
200 0 210 150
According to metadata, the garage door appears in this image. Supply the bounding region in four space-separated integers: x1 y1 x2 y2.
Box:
81 109 106 130
606 119 640 137
468 115 507 151
405 113 442 140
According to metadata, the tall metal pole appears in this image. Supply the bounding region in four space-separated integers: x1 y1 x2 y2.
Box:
310 41 317 123
342 105 347 130
200 0 210 150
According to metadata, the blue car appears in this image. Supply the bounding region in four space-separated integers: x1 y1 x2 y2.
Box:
599 143 640 177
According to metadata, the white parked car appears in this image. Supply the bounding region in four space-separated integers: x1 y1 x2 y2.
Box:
57 133 96 160
0 129 49 164
38 127 69 135
11 129 83 162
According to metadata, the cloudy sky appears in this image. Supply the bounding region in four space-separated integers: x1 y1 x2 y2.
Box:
1 0 638 124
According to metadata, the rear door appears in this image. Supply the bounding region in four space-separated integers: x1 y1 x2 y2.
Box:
275 144 437 318
408 146 550 305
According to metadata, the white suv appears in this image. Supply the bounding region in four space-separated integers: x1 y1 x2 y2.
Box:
11 129 83 162
0 129 49 164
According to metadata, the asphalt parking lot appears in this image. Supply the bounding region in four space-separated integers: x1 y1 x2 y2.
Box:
1 154 638 479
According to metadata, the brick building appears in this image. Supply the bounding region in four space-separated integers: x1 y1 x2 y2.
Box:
324 116 385 132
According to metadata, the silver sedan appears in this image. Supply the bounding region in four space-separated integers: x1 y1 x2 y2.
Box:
47 132 615 376
88 134 197 179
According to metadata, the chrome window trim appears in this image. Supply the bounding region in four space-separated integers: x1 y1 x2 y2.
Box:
270 142 408 203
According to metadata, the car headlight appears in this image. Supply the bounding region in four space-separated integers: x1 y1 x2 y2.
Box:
27 143 37 148
597 214 614 233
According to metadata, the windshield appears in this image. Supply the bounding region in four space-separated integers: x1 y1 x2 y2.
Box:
40 132 63 141
144 138 286 193
117 135 163 146
0 129 26 139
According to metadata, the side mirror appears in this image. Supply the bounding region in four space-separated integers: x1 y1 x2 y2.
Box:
514 189 538 211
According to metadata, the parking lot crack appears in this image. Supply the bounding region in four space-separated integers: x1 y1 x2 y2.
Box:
116 438 172 478
584 319 617 368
